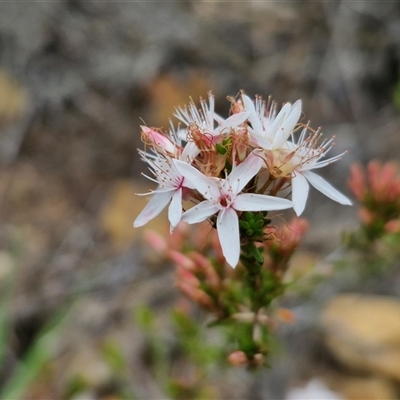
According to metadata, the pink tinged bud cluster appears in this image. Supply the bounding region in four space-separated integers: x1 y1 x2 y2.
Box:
349 160 400 204
134 91 351 267
348 160 400 229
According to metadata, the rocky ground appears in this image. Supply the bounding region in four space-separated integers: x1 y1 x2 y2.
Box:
1 1 400 399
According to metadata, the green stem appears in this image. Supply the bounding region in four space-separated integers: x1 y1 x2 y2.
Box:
241 242 264 313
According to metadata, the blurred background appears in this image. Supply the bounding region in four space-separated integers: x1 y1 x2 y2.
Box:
1 1 400 399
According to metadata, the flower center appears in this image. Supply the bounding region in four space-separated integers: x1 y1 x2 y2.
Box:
219 194 231 208
264 149 296 179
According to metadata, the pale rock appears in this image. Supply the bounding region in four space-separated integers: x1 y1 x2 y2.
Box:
64 346 113 389
321 293 400 380
101 179 169 249
70 391 97 400
333 376 398 400
285 378 343 400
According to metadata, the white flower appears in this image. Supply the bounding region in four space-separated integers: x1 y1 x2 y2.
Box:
242 94 302 151
173 152 293 268
133 145 196 231
242 94 351 215
287 126 352 215
175 92 250 140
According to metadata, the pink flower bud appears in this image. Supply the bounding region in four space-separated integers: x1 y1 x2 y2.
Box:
348 163 366 200
228 97 244 114
176 265 200 288
176 282 214 310
141 126 177 155
275 307 296 324
359 208 374 225
269 217 309 256
227 351 248 366
169 250 196 271
190 252 221 291
385 219 400 233
144 230 168 255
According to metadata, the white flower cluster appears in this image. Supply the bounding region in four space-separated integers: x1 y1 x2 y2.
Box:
134 92 351 267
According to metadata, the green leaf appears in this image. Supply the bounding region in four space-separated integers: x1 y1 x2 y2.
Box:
248 243 264 264
133 305 155 330
216 143 227 155
0 306 70 400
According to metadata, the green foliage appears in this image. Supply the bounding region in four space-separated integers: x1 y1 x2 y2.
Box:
101 339 127 374
239 211 270 241
172 309 225 367
341 229 400 277
134 304 155 330
64 375 89 400
0 307 70 400
0 229 73 400
216 143 227 155
133 305 228 400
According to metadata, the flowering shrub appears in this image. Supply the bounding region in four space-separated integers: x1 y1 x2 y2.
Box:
344 160 400 274
348 160 400 237
134 92 351 366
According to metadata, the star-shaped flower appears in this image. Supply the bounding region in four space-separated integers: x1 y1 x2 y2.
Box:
175 92 250 142
173 152 293 267
241 94 302 151
133 144 197 231
287 127 352 215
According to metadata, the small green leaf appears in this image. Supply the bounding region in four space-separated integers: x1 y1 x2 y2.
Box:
239 220 251 230
216 143 227 155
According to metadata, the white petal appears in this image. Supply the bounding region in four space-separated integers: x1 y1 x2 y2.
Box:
181 201 219 224
291 172 309 216
213 111 225 125
168 188 183 228
227 152 264 194
219 112 249 131
177 128 187 141
133 191 172 227
303 170 352 205
181 141 199 163
242 95 263 133
233 193 293 211
173 160 220 200
217 208 240 268
273 100 302 148
269 102 291 139
248 133 273 150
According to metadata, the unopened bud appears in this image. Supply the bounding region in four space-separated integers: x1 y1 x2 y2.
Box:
385 219 400 233
144 230 168 255
227 351 248 366
169 250 196 271
348 163 366 200
176 265 200 288
359 208 374 225
190 252 221 291
141 126 176 154
275 307 296 324
228 97 244 114
176 282 214 310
